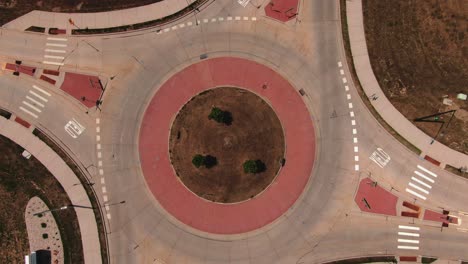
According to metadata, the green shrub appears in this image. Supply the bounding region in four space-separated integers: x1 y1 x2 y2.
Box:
243 160 266 174
192 154 205 168
208 107 232 125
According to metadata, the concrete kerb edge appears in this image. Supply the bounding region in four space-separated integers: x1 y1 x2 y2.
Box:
0 116 102 264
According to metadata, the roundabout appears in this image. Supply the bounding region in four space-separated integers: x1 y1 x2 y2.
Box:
139 57 316 234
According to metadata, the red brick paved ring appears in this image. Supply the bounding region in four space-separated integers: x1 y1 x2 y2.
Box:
139 57 315 234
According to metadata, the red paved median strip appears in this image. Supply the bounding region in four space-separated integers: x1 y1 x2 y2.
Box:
354 178 397 216
40 75 56 85
424 209 458 225
139 57 315 234
5 63 36 76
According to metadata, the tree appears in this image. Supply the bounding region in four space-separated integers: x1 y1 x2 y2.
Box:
243 160 266 174
208 107 232 125
192 154 218 169
192 154 205 168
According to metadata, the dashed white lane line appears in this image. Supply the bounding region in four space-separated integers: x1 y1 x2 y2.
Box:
345 85 349 91
29 91 48 102
97 143 101 150
353 137 358 143
103 195 108 202
102 186 106 193
227 16 233 21
353 128 357 134
354 146 359 152
100 178 105 184
44 49 66 53
99 169 104 175
338 61 343 67
96 118 100 124
97 152 102 158
218 17 224 21
354 164 359 171
19 107 38 118
47 37 68 41
96 135 101 141
32 85 51 96
96 127 100 133
342 77 347 83
235 16 241 20
351 120 356 126
340 69 345 75
346 94 351 100
106 213 111 219
98 160 103 167
354 156 359 161
350 111 355 117
348 103 353 109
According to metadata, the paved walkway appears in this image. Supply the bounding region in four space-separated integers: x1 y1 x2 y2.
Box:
346 0 468 169
3 0 194 32
0 116 102 264
25 197 64 264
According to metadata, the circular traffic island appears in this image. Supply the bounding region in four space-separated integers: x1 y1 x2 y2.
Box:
169 87 285 203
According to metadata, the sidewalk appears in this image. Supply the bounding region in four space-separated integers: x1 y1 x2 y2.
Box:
3 0 194 32
0 116 102 264
345 0 468 169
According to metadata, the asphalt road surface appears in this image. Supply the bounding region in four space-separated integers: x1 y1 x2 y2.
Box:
0 0 467 263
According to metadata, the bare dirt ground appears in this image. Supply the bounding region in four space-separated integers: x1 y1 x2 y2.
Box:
363 0 468 154
169 87 285 203
0 0 163 25
0 135 83 263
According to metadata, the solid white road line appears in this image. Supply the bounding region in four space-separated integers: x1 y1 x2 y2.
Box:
417 165 437 177
19 106 38 118
399 225 420 231
414 170 435 183
47 37 68 41
29 91 48 102
397 245 419 250
46 43 67 47
408 182 429 194
44 54 65 60
398 232 420 237
22 101 42 112
32 85 51 96
406 188 427 200
45 49 66 53
398 239 419 244
411 177 432 189
43 61 64 66
25 96 45 107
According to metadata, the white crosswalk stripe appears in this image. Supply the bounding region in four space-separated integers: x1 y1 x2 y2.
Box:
44 37 68 66
19 85 51 119
405 165 437 200
397 225 420 250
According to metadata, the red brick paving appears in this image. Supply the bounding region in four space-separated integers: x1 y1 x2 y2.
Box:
354 178 398 216
60 72 102 108
14 117 31 128
139 57 315 234
5 63 36 76
265 0 300 22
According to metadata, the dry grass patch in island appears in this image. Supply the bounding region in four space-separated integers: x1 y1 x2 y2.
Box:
169 87 285 203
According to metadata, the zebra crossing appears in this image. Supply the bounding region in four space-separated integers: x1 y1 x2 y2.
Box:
397 225 420 250
43 37 68 66
405 165 437 200
19 85 51 118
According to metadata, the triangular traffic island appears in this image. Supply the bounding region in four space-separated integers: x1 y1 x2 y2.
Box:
354 177 398 216
265 0 300 22
60 72 103 108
